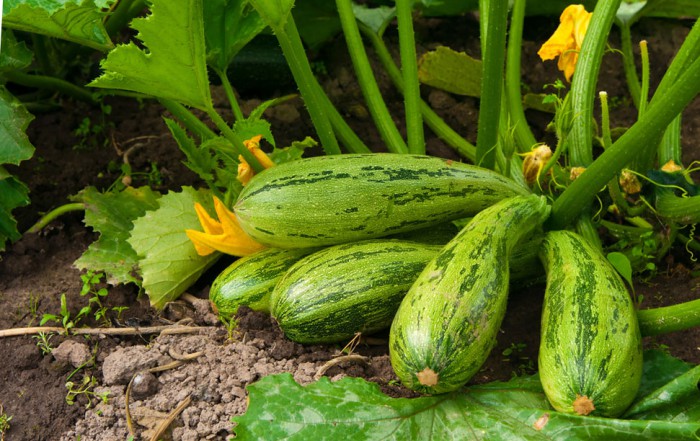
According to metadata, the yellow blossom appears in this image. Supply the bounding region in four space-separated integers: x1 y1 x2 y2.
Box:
661 159 683 173
619 169 642 195
185 196 266 256
569 166 586 181
237 135 275 185
538 5 593 82
521 144 552 184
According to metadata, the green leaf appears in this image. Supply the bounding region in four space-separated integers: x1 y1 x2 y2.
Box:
352 3 395 36
127 187 220 309
233 351 700 440
89 0 212 111
203 0 267 72
269 136 316 165
0 87 35 165
418 46 482 97
0 168 30 250
2 0 113 51
232 118 275 147
642 0 700 19
164 118 217 183
0 30 34 71
607 251 634 289
292 0 340 50
248 0 294 31
72 186 161 285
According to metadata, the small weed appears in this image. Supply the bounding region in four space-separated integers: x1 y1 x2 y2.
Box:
220 315 239 342
65 375 110 408
502 342 535 377
33 332 55 355
0 404 11 441
73 102 114 150
40 293 78 331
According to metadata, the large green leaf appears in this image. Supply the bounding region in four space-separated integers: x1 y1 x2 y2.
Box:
2 0 113 51
203 0 267 72
0 167 30 251
0 30 34 71
0 87 35 165
248 0 294 31
72 186 161 285
127 187 219 309
89 0 212 111
233 350 700 440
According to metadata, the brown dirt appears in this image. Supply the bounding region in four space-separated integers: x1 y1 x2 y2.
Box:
0 14 699 441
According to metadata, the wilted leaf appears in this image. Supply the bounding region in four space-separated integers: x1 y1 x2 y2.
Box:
418 46 482 97
234 350 700 440
72 186 161 285
128 187 220 309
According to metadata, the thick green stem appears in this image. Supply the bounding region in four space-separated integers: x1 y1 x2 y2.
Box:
396 0 425 154
476 0 508 169
568 0 621 167
655 191 700 225
274 17 341 155
159 99 216 141
207 108 265 173
25 203 86 234
637 40 650 118
104 0 146 37
360 25 476 160
659 115 682 166
549 54 700 230
335 0 407 154
638 298 700 337
214 68 245 122
618 23 641 108
506 0 538 153
5 71 97 104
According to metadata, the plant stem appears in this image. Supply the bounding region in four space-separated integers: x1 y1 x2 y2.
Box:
568 0 621 167
315 85 372 153
206 108 265 173
548 53 700 230
506 0 538 153
637 40 650 118
655 190 700 225
274 17 341 155
214 68 245 122
637 298 700 337
4 71 97 104
618 22 641 108
659 115 682 166
476 0 509 169
396 0 425 154
25 203 86 234
159 98 216 141
360 25 476 160
335 0 408 154
104 0 146 38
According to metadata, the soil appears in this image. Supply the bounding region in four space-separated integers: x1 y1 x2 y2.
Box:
1 13 699 441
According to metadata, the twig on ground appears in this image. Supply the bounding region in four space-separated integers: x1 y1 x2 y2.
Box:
314 354 370 380
0 324 211 338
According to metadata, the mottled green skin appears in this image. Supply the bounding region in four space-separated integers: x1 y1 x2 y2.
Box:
271 240 442 344
538 231 643 417
234 154 529 248
390 195 550 394
209 248 314 319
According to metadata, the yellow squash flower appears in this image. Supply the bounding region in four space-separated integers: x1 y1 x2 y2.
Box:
237 135 275 185
538 4 593 82
185 196 266 256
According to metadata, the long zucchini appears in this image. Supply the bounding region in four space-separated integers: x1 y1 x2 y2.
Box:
234 154 529 248
538 230 643 417
390 195 550 394
270 240 441 344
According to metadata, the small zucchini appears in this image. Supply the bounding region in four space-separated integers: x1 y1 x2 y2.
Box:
538 230 643 417
390 195 550 394
209 247 314 319
270 240 442 344
234 153 529 248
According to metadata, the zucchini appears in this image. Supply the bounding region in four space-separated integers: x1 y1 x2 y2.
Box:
389 195 550 394
209 247 314 319
234 154 529 248
270 240 442 344
538 230 643 417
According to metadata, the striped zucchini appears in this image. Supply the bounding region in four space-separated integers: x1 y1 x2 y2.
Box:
270 240 442 344
538 230 643 417
209 248 314 319
390 195 550 394
234 154 529 248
